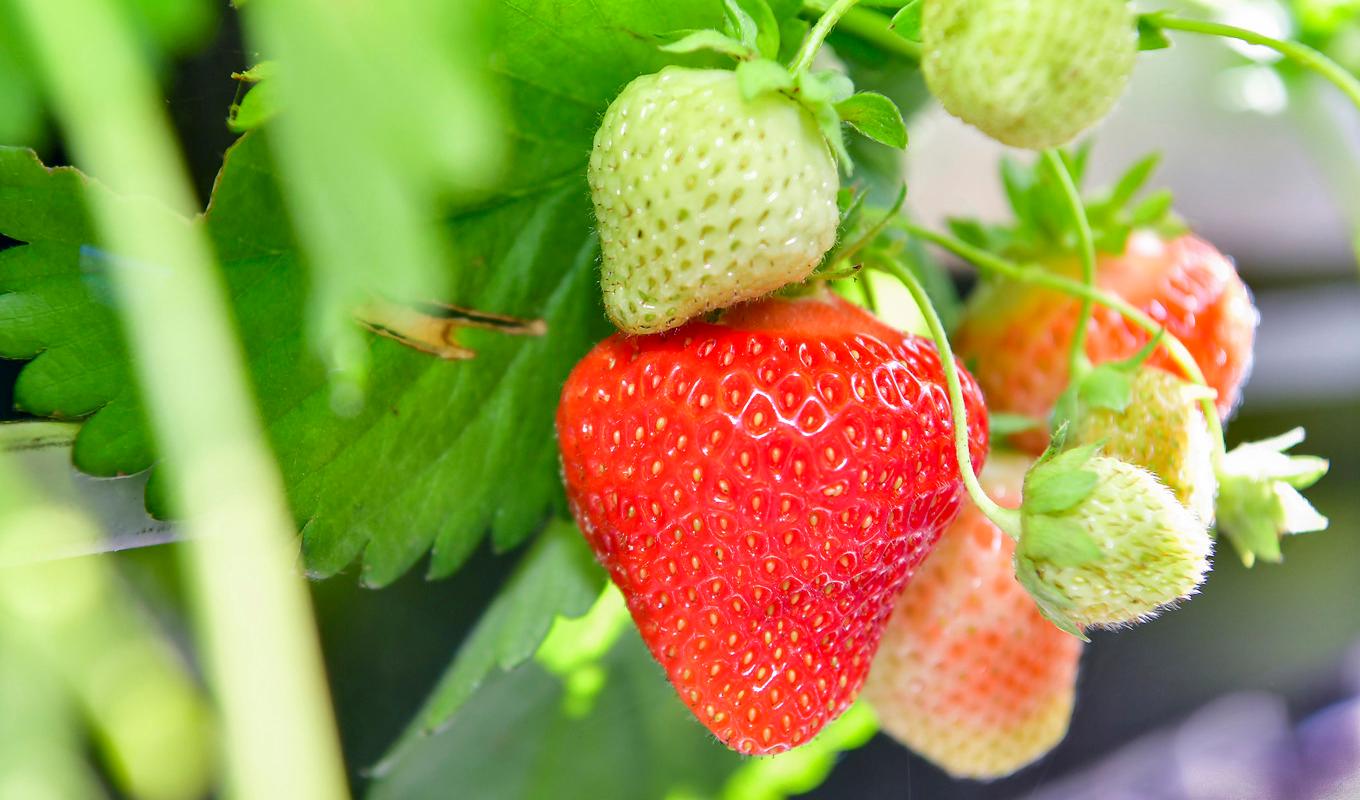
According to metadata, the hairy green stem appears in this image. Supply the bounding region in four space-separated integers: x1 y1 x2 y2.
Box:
13 1 349 797
896 221 1229 460
1041 150 1097 377
1154 15 1360 113
791 0 866 72
878 260 1023 539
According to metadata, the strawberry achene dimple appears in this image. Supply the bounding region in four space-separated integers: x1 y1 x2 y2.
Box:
557 295 988 754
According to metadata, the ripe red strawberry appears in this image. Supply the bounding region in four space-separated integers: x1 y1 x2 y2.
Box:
956 231 1257 453
556 292 989 754
865 453 1081 779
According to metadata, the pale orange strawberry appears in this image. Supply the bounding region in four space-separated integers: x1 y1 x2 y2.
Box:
864 453 1081 779
956 231 1257 453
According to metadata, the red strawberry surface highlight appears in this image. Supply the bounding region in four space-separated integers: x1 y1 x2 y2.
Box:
956 232 1256 453
556 293 989 754
866 453 1081 779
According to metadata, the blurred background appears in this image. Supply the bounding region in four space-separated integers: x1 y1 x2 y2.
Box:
0 1 1357 799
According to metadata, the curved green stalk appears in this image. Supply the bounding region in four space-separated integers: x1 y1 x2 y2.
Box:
1041 150 1097 377
877 260 1023 540
895 221 1229 461
1153 15 1360 113
791 0 864 73
800 1 921 62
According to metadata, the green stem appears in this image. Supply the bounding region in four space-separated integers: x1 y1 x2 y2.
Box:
1041 150 1096 377
13 1 349 797
896 222 1229 460
877 260 1023 539
1154 15 1360 113
801 1 921 62
791 0 864 73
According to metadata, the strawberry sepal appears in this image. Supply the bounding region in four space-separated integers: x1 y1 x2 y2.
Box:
1215 428 1330 567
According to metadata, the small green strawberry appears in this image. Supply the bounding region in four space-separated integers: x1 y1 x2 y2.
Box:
589 66 840 334
1014 444 1212 634
1065 364 1217 523
1216 429 1329 567
920 0 1138 149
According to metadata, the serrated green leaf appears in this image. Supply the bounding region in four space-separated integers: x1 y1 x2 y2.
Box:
0 0 726 585
735 57 793 98
374 522 604 772
659 29 755 59
1137 14 1173 51
835 91 907 149
368 631 744 799
1021 515 1103 567
888 0 923 42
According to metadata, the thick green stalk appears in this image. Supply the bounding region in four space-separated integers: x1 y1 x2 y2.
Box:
877 261 1022 539
1041 150 1096 377
791 0 865 72
1154 15 1360 113
12 1 349 798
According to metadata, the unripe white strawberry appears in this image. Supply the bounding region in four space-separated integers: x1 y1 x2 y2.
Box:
1071 367 1217 523
1015 448 1212 631
588 67 839 334
921 0 1138 149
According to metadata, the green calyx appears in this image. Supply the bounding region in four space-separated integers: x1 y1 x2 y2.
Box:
1013 436 1213 637
948 146 1186 265
656 0 907 171
1215 429 1330 567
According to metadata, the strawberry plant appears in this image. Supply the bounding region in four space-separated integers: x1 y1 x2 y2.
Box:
0 0 1356 798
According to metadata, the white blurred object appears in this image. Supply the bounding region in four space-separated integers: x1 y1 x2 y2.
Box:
0 422 176 565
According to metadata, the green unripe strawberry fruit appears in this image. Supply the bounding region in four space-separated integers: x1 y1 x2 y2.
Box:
1015 449 1212 632
1071 367 1217 523
589 67 839 334
921 0 1138 150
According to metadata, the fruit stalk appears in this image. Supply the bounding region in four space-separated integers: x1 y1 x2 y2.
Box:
791 0 863 73
1153 15 1360 113
893 220 1230 462
799 1 921 62
1040 150 1097 377
878 260 1023 538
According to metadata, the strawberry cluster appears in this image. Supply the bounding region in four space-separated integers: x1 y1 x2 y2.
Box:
551 0 1330 781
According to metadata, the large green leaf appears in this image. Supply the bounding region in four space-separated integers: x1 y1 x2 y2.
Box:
0 0 733 585
366 630 744 800
374 520 605 773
